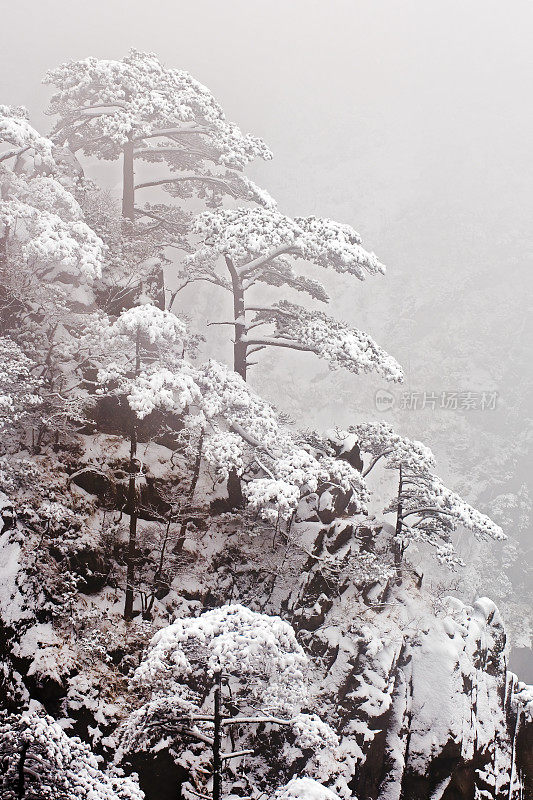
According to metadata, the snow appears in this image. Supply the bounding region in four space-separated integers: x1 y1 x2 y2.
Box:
348 420 504 564
189 206 385 280
13 623 76 685
45 49 271 173
0 105 55 167
273 778 342 800
0 175 106 282
0 531 29 627
0 711 144 799
134 603 310 715
0 338 42 431
109 304 187 345
252 302 404 383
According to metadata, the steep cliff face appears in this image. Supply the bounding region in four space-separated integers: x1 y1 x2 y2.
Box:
0 439 531 800
283 497 533 800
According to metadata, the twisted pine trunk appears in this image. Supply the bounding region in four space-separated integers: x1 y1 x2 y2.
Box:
225 256 247 380
122 137 135 223
394 464 404 570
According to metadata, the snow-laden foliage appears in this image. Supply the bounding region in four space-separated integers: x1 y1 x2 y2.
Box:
0 134 106 284
192 361 369 521
0 711 143 800
347 421 504 565
244 478 303 523
5 174 82 221
92 312 368 522
252 302 403 382
348 421 436 474
93 305 199 423
108 303 187 345
184 207 398 382
0 338 42 432
45 49 272 204
203 431 245 479
0 198 105 282
119 606 348 799
272 777 342 800
0 111 104 282
0 105 55 168
126 367 200 419
134 603 308 714
392 470 506 549
188 206 385 281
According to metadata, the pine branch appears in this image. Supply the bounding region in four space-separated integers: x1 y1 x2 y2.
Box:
134 175 235 193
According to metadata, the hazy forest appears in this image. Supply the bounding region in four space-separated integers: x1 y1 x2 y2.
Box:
0 4 532 799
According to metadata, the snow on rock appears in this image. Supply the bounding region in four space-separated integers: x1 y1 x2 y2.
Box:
0 529 30 628
272 777 342 800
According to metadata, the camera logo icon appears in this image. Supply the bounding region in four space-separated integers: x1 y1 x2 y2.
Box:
375 389 395 412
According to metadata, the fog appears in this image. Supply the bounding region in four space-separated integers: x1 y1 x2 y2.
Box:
2 1 532 650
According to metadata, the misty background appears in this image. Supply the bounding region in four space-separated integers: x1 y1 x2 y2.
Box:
1 1 531 664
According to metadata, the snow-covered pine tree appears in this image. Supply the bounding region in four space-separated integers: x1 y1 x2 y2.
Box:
90 303 190 618
0 711 143 800
44 51 273 277
44 50 275 315
348 421 505 567
184 207 403 381
0 338 42 447
117 604 344 799
0 107 108 444
0 106 106 309
192 360 369 523
91 314 368 538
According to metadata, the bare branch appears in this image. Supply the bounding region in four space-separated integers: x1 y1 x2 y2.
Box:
221 715 291 726
246 305 295 315
235 244 297 278
221 749 255 761
362 449 395 478
230 421 274 458
400 507 456 521
0 146 30 163
133 206 184 230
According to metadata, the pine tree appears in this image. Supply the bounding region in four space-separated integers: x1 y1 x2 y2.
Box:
118 604 343 800
184 207 402 381
0 711 143 800
45 50 273 221
348 421 504 567
44 50 274 311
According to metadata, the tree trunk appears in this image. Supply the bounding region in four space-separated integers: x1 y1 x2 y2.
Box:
393 465 404 571
123 422 138 620
224 257 247 507
225 257 247 380
122 138 135 223
17 742 29 800
124 329 141 620
227 468 244 508
212 671 222 800
189 429 204 502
